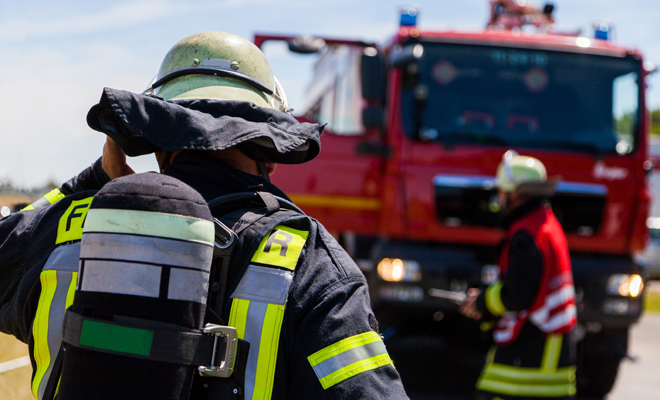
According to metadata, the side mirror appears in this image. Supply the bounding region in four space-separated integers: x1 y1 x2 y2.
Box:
361 49 386 103
387 43 424 68
287 36 326 54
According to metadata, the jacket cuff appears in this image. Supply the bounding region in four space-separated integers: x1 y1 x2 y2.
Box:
60 157 111 195
484 282 508 317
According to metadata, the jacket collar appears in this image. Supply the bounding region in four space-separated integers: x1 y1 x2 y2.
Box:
163 151 290 205
500 198 545 230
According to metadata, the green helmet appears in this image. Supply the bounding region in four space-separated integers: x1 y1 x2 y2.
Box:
147 31 290 112
495 150 558 196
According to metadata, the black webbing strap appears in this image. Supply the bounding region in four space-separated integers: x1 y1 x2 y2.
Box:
256 191 279 214
62 310 219 366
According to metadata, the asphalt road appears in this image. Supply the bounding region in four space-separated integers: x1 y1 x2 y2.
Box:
395 312 660 399
608 314 660 399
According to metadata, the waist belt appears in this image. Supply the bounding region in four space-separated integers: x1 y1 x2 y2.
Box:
62 310 237 378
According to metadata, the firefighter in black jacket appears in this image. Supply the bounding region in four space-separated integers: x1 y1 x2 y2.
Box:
460 150 577 399
0 31 408 400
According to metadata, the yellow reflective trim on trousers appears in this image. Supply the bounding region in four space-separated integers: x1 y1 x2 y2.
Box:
251 225 309 270
31 271 58 399
252 303 286 400
308 331 383 366
56 197 94 244
481 364 576 383
229 298 250 340
541 334 562 371
485 282 507 316
477 376 576 397
318 353 393 390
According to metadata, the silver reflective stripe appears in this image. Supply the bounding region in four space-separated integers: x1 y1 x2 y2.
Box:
231 265 293 305
83 208 215 245
312 340 388 381
80 260 161 298
43 242 80 272
80 232 213 271
33 244 79 400
168 268 209 303
243 301 269 400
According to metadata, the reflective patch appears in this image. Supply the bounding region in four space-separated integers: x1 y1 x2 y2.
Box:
79 320 153 357
56 197 93 244
251 226 308 270
80 232 213 272
168 268 209 303
83 208 214 245
307 331 393 390
80 260 161 298
43 243 80 272
231 265 293 305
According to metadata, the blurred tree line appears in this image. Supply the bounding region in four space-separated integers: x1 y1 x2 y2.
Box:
616 109 660 135
653 109 660 135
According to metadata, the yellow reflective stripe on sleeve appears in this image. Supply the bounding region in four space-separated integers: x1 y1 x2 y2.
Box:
253 303 286 400
251 226 309 270
32 271 58 399
308 331 383 364
44 189 65 204
308 331 394 390
23 189 66 211
485 282 507 316
56 197 94 244
541 334 562 371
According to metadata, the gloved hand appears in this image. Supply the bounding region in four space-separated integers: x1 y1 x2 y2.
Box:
459 288 483 320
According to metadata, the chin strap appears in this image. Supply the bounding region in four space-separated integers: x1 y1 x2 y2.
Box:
257 161 270 182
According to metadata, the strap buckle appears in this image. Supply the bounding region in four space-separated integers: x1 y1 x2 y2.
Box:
198 324 238 378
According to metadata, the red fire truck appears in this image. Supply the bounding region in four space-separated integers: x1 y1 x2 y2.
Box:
256 1 653 396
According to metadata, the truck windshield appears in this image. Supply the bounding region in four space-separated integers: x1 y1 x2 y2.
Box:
401 43 641 155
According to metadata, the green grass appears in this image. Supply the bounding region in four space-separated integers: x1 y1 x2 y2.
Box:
0 333 32 400
644 290 660 313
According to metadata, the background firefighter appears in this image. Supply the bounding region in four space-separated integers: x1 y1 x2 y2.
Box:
460 150 577 399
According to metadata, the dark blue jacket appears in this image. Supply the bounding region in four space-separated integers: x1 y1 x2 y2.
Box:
0 154 409 400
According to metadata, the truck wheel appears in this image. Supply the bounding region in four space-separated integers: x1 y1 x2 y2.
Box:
576 328 628 398
576 355 621 398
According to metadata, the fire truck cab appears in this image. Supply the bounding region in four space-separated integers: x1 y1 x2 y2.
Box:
256 2 653 396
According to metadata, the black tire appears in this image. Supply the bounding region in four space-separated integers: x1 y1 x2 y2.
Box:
576 328 628 398
576 355 621 398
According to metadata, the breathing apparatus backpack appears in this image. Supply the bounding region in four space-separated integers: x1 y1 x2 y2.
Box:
57 174 305 400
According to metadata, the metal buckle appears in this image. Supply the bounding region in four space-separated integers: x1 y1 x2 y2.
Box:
213 218 236 250
198 324 237 378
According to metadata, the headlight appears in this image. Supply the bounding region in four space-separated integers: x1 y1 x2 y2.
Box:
377 258 421 282
606 274 644 297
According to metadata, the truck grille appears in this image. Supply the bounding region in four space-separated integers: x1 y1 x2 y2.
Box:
433 175 607 235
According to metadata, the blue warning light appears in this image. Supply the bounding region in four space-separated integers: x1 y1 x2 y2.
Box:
400 7 418 27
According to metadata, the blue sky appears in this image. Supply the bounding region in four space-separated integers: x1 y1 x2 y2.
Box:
1 0 659 187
